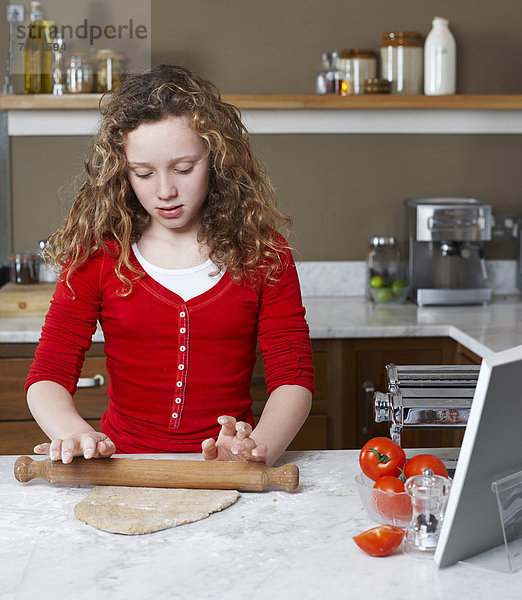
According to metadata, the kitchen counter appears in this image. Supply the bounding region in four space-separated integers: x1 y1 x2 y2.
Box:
2 295 522 357
303 295 522 357
1 450 519 600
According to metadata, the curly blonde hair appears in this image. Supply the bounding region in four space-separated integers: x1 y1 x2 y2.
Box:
45 63 291 293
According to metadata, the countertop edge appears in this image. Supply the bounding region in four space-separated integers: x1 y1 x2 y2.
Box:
2 295 522 357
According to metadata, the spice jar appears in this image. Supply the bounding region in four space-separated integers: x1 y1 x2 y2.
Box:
380 31 423 94
66 55 94 93
8 253 40 285
96 49 124 92
338 49 377 95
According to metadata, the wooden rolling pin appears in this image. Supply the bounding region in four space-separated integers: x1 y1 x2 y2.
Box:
14 456 299 492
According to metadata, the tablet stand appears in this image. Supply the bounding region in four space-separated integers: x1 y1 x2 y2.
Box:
459 469 522 574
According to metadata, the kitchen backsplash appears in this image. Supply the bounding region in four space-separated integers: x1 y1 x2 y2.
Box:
296 260 520 297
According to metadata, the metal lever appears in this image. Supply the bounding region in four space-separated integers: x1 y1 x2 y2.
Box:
374 391 392 424
362 380 375 436
77 374 104 388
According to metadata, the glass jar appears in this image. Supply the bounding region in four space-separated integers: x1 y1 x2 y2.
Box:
37 239 59 283
380 31 423 94
96 49 124 92
366 236 408 303
8 253 40 284
339 49 377 95
66 55 94 93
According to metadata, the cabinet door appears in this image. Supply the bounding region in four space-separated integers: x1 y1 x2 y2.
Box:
454 343 481 365
251 339 335 450
0 343 109 454
351 337 465 449
1 340 333 454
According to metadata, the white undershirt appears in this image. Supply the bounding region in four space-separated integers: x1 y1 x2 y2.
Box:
132 243 225 301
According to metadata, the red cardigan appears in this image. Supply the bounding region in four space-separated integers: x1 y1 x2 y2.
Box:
26 243 315 453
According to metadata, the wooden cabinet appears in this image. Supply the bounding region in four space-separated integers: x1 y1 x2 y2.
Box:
0 339 340 454
0 336 481 455
346 337 481 450
0 343 109 454
454 342 483 365
252 339 347 451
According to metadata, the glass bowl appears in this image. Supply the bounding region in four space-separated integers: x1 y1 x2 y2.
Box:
355 473 412 527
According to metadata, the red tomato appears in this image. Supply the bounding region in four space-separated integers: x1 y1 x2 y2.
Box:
373 476 412 523
353 524 405 557
403 454 448 479
359 437 406 481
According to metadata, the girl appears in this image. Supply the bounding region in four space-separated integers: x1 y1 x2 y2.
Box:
26 64 314 467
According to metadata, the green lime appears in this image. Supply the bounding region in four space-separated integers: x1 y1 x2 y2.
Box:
375 288 393 303
369 275 385 289
391 279 407 295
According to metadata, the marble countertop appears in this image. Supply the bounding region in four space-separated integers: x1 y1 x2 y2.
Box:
1 450 519 600
303 295 522 357
2 295 522 357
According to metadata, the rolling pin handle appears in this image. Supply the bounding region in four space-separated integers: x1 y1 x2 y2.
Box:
14 455 38 482
271 463 299 491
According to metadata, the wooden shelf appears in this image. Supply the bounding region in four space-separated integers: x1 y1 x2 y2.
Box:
226 94 522 111
2 93 522 111
0 94 103 110
3 94 522 136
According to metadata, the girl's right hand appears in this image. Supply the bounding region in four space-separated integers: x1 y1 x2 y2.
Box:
34 432 116 464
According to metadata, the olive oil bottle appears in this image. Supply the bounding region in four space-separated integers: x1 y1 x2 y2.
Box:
23 1 53 93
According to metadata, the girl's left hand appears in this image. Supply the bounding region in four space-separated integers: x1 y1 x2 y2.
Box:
201 415 267 463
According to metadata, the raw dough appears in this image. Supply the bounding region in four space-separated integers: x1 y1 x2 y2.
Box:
74 486 240 535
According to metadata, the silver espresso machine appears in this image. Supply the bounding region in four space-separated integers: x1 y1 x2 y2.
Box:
406 198 492 306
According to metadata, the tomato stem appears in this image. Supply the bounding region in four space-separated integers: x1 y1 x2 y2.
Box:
369 447 391 464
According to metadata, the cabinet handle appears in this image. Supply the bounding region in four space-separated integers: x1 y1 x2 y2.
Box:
363 381 375 394
77 374 104 388
362 380 375 436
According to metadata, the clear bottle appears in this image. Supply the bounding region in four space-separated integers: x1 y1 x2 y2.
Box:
329 51 344 94
424 17 456 95
316 52 331 94
316 51 342 94
51 32 66 95
23 1 52 94
366 236 401 300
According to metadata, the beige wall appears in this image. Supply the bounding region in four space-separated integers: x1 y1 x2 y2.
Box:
6 0 522 260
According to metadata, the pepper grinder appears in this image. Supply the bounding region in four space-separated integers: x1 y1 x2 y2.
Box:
403 468 452 558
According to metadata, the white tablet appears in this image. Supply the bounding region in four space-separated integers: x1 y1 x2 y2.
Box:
434 344 522 569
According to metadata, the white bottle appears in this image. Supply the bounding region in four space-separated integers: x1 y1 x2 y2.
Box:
424 17 456 95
